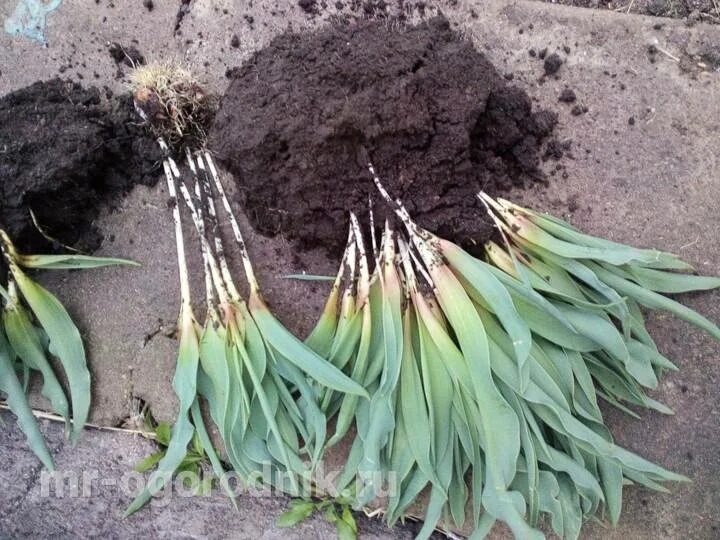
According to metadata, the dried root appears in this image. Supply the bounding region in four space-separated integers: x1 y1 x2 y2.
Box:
130 62 215 151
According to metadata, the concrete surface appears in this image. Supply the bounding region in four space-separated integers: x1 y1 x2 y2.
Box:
1 0 719 538
0 410 419 539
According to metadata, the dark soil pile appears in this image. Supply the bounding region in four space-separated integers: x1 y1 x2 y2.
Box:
0 79 161 253
210 16 559 253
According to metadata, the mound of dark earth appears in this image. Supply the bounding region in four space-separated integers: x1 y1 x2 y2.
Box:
0 79 161 253
210 16 559 253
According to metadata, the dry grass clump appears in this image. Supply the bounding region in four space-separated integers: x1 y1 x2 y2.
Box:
130 63 215 150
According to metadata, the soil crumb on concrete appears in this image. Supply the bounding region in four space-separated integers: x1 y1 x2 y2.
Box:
210 16 559 253
175 0 193 33
544 53 564 76
0 79 161 252
559 87 577 103
108 42 146 67
298 0 319 14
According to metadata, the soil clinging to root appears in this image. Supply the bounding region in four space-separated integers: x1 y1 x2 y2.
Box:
0 79 161 253
210 16 559 254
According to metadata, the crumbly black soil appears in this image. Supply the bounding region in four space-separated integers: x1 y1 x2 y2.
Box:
0 79 161 253
108 42 146 67
210 16 559 254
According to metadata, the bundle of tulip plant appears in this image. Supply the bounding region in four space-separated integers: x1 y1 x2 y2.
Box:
126 65 367 515
125 143 370 514
0 230 137 470
292 163 720 539
127 64 720 540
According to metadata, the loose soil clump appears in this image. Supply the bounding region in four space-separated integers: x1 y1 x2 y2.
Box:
108 42 146 68
0 79 161 252
210 16 559 254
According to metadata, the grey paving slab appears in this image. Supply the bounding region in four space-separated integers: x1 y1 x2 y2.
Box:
0 0 718 538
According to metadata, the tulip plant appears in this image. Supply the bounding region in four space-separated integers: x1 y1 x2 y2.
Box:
123 92 366 513
0 230 137 470
291 162 720 539
127 64 720 540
